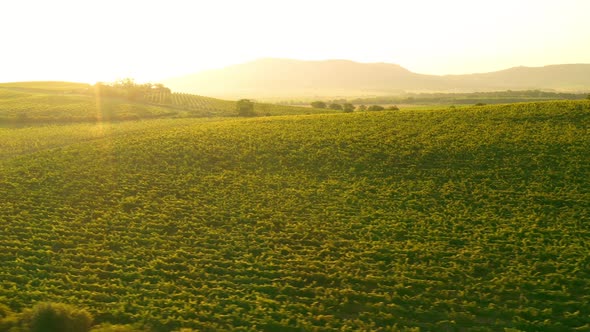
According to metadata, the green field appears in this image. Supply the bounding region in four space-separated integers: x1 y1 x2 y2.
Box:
1 97 589 331
143 91 318 117
0 81 91 93
0 82 327 124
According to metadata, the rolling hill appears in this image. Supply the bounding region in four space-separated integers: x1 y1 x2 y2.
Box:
0 81 327 125
1 100 589 331
163 58 590 99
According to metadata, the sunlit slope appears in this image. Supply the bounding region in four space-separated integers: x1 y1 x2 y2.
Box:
143 91 321 117
0 86 181 123
0 118 208 161
0 81 90 92
0 82 322 124
1 101 589 331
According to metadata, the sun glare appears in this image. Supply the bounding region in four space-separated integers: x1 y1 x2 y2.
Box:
0 0 588 83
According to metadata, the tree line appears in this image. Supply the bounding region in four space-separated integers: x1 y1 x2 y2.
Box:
276 90 590 106
310 101 398 112
91 79 171 102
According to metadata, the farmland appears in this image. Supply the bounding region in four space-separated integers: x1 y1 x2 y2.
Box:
0 82 326 125
1 99 589 331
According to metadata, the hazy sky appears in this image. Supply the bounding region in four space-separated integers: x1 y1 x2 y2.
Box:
1 0 589 83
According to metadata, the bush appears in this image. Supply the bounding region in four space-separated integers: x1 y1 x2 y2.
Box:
343 103 355 113
22 302 93 332
310 101 327 109
328 103 343 110
386 105 399 111
367 105 384 111
236 99 255 117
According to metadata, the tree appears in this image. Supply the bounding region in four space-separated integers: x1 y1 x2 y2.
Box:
586 94 590 100
343 103 355 113
367 105 384 111
152 83 171 94
329 103 343 110
236 99 255 116
356 104 367 112
386 105 399 111
310 101 327 109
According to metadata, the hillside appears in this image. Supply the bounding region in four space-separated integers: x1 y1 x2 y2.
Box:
1 101 589 331
163 58 590 99
446 64 590 91
0 81 325 125
0 81 91 93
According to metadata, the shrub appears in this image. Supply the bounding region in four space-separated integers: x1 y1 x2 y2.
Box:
236 99 255 117
343 103 355 113
22 302 93 332
328 103 343 110
366 105 384 111
310 101 327 109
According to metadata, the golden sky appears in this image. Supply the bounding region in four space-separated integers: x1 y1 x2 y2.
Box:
1 0 589 83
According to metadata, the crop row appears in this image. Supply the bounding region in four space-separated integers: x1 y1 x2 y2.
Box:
143 91 328 117
1 101 589 330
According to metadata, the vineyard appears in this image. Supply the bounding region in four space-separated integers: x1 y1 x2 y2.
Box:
143 91 324 117
0 81 90 93
0 82 327 125
0 88 184 124
1 100 589 331
143 92 235 116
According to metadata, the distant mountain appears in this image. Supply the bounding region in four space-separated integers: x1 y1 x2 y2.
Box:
163 59 590 99
443 64 590 91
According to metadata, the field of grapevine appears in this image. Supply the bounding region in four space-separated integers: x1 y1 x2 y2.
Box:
143 91 324 117
1 100 589 331
0 82 326 125
0 81 90 93
0 86 181 124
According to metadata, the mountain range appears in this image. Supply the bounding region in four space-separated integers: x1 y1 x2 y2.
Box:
163 58 590 100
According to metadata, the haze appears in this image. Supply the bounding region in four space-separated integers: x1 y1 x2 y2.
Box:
1 0 589 83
